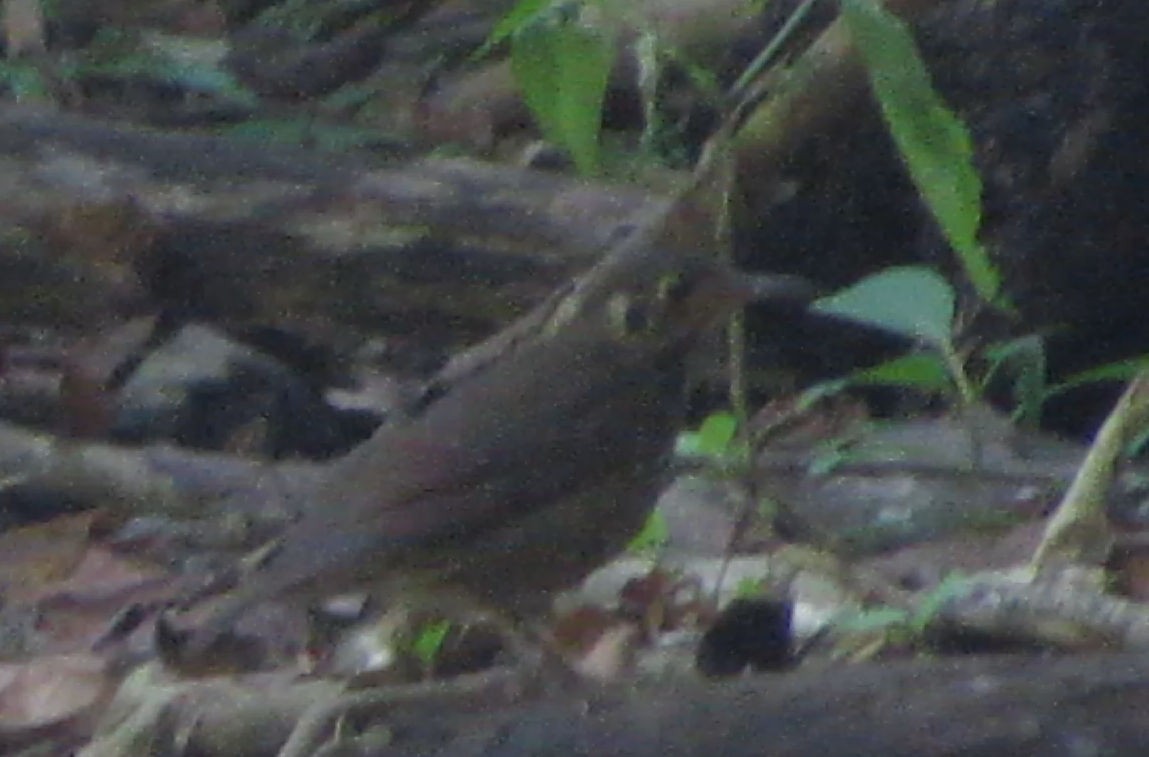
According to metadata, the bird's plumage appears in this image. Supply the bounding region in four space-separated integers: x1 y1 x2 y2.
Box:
194 229 765 635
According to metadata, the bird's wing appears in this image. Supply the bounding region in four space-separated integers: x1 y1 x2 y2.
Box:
238 333 678 601
345 333 677 529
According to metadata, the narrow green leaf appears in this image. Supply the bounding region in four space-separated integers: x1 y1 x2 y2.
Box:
982 335 1046 425
159 61 258 106
840 0 1001 305
834 606 909 634
1126 426 1149 458
910 572 968 632
224 119 313 145
1045 356 1149 399
808 444 850 476
813 266 955 349
411 619 452 669
851 353 954 394
796 379 852 412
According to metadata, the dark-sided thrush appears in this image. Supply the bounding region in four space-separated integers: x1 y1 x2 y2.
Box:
183 196 809 645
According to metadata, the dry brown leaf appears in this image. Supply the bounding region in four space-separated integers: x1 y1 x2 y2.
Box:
0 653 112 742
0 513 95 603
22 546 177 653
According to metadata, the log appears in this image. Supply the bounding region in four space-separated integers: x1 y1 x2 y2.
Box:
367 653 1149 756
0 105 662 355
94 653 1149 756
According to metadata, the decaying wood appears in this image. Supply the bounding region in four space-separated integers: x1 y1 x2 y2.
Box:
89 653 1149 756
0 105 662 350
438 652 1149 757
0 0 944 351
0 418 314 533
0 0 952 358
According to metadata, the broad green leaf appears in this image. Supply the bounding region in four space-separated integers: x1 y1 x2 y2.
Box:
676 411 749 468
627 510 669 557
475 0 554 59
840 0 1001 305
411 619 452 668
851 353 953 394
695 411 739 457
734 576 765 598
813 266 955 349
512 13 612 175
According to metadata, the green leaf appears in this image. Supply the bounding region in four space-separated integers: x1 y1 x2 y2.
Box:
676 411 750 471
696 412 739 457
78 30 258 107
0 63 51 102
511 12 613 175
808 443 850 476
1126 426 1149 459
159 61 257 105
223 119 314 145
227 120 405 154
910 572 968 632
796 379 851 412
840 0 1001 305
851 353 954 394
411 619 452 669
1046 356 1149 399
982 335 1047 426
734 576 764 598
627 510 669 557
833 606 909 634
813 266 955 349
475 0 554 60
757 494 779 520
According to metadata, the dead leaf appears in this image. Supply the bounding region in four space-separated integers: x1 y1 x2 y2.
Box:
0 514 95 603
0 653 112 746
23 546 178 652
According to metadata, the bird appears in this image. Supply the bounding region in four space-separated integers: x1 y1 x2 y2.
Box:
176 198 809 650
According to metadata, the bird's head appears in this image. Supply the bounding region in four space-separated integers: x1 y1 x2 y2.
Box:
541 240 755 356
